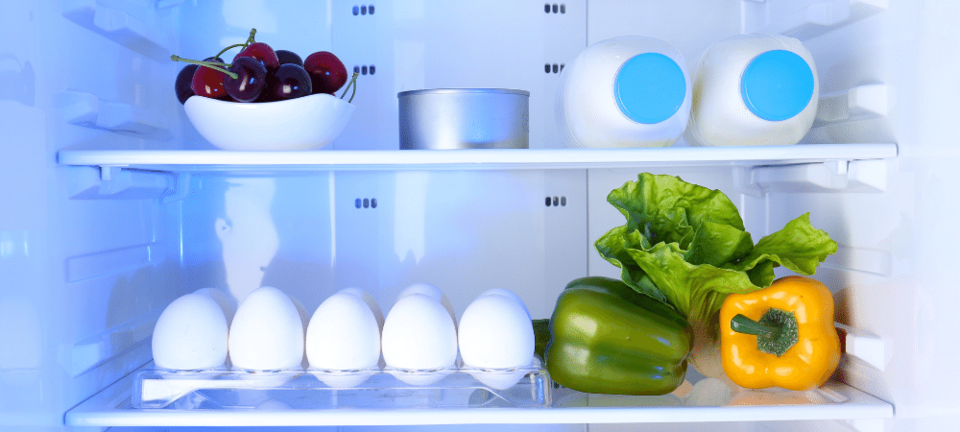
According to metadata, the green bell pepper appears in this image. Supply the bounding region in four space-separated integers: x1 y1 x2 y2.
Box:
545 276 694 395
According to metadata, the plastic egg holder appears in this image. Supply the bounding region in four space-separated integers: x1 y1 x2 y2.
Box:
133 359 549 409
183 93 355 151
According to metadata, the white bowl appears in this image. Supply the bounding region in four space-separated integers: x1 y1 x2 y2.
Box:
184 93 355 151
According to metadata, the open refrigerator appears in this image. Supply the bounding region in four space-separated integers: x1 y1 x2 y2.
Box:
1 0 957 431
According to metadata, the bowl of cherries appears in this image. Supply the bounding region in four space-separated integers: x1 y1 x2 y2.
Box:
174 29 359 151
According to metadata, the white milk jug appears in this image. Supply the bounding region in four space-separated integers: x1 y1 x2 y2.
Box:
557 36 691 148
685 34 819 147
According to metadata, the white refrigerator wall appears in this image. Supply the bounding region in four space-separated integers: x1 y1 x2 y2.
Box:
2 1 960 431
1 0 186 430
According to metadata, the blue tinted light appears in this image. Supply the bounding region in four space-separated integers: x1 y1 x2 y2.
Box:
614 53 686 125
740 50 814 121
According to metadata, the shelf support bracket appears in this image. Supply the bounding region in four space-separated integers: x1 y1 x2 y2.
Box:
749 159 887 193
160 173 191 204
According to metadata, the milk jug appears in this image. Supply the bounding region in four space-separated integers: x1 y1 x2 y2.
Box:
557 36 691 148
685 34 819 147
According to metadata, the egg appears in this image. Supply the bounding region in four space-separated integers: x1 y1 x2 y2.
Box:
306 289 382 388
193 287 237 324
477 288 530 320
382 293 458 371
458 290 534 369
340 287 384 329
306 289 381 370
152 293 228 370
228 286 305 371
397 283 457 329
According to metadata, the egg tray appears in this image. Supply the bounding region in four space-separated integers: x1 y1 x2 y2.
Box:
131 359 551 410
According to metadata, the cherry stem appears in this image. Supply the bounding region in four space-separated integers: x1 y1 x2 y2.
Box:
212 29 258 60
214 43 247 61
170 55 238 80
340 72 360 103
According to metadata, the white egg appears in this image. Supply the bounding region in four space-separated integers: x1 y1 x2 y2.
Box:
397 283 457 328
306 291 381 371
193 287 237 324
477 288 530 320
152 293 228 370
228 286 305 371
339 287 384 329
381 293 458 371
458 292 534 369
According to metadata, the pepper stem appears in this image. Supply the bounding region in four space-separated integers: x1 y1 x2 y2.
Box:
730 314 777 337
729 308 799 357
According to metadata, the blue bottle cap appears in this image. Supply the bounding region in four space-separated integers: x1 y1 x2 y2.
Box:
614 53 686 125
740 50 815 121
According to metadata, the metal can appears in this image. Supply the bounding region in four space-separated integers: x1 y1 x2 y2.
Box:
398 88 530 150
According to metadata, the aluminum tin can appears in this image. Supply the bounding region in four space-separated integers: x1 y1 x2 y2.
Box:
398 88 530 150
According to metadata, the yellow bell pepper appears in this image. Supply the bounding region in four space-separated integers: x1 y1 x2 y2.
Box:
719 276 840 391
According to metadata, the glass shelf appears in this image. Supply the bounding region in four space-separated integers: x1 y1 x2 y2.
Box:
57 144 897 173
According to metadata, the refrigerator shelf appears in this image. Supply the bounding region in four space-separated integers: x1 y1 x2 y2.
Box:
57 143 898 173
66 364 893 427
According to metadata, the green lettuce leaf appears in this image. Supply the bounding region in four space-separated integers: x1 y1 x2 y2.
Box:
594 173 837 376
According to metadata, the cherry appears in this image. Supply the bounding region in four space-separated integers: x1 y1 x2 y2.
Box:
175 64 198 104
262 63 312 102
304 51 347 95
235 42 279 75
223 56 267 102
190 57 231 100
276 50 303 67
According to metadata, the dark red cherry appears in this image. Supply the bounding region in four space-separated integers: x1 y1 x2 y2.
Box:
304 51 347 95
175 64 198 104
190 57 230 100
223 56 267 102
264 63 312 101
235 42 279 74
275 50 303 67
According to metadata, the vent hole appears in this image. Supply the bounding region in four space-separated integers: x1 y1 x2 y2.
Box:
546 196 568 207
552 4 558 13
356 198 378 209
369 5 375 14
561 4 566 13
353 5 359 15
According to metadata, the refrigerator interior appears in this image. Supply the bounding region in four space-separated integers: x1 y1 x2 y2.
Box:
3 0 959 430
